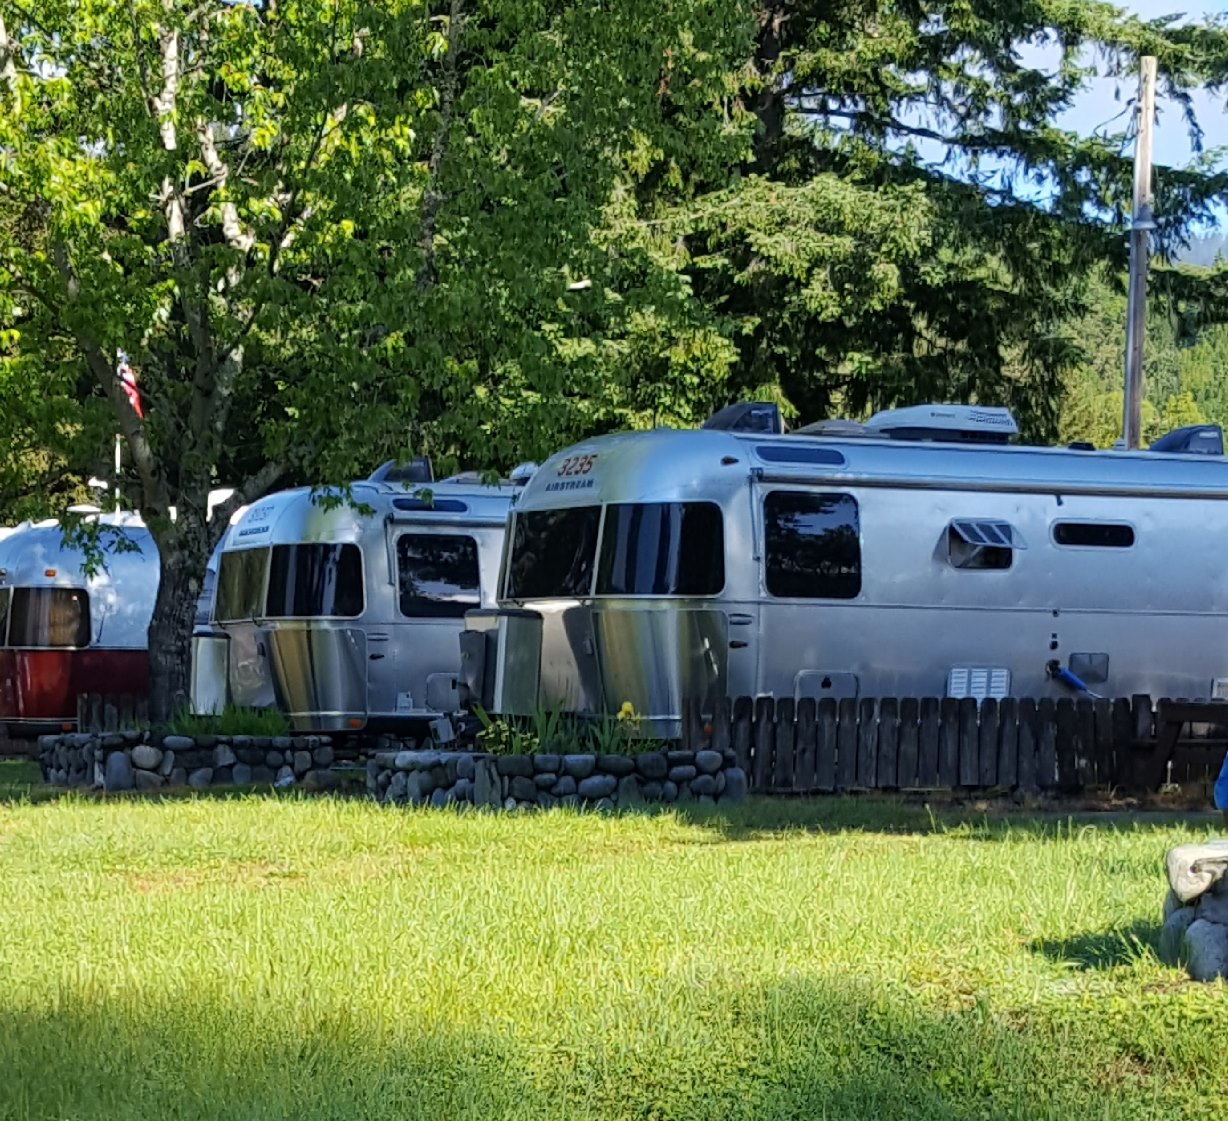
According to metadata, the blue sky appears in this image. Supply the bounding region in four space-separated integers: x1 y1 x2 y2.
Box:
1048 0 1228 174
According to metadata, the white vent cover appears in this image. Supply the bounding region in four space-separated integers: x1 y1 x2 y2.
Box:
1212 678 1228 701
947 666 1011 701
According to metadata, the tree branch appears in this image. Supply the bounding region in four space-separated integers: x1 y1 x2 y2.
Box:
197 122 256 253
0 10 16 93
416 0 464 291
211 461 285 541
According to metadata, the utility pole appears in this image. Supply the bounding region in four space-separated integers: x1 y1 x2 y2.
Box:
1122 55 1157 450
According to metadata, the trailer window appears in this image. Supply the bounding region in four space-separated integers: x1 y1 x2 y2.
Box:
597 503 724 596
215 548 269 621
1053 522 1135 548
507 507 601 599
266 544 363 618
764 491 861 599
397 534 480 618
947 519 1022 571
8 588 90 647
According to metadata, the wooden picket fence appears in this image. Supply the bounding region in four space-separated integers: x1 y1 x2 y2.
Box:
76 694 149 735
683 695 1228 795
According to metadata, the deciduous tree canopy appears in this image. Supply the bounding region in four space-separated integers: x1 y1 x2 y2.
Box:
1 0 1227 712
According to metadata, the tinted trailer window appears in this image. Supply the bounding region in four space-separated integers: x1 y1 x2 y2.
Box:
597 502 724 596
507 507 601 599
266 544 363 618
8 588 91 647
396 534 481 618
215 548 269 622
764 492 861 599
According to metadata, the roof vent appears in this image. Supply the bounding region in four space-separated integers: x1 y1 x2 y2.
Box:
509 462 538 486
864 404 1018 444
1148 425 1224 456
368 456 434 485
794 419 869 437
702 401 784 435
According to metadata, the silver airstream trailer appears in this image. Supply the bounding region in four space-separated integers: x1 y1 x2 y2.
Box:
202 466 531 733
462 404 1228 737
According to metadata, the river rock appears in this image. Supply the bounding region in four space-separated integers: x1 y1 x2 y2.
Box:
252 765 275 784
635 752 668 780
158 750 176 777
430 786 451 808
641 781 664 801
169 767 187 787
668 764 697 783
1166 841 1228 902
453 778 474 802
535 772 557 789
133 769 165 791
161 735 195 752
617 774 643 806
213 743 237 770
303 769 342 792
563 755 596 780
188 767 214 789
232 762 254 785
272 736 292 751
537 791 557 810
495 755 534 778
1185 919 1228 982
292 750 312 776
474 758 501 807
103 752 134 792
131 745 163 771
406 770 435 804
552 775 578 797
690 774 717 797
312 744 335 768
694 750 723 775
578 774 617 800
660 780 678 803
534 754 562 774
213 766 234 785
387 771 408 803
456 754 476 781
1160 905 1198 966
594 797 615 813
509 776 538 802
667 750 694 766
597 754 635 777
721 767 748 804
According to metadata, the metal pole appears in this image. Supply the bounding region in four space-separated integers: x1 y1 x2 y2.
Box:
1122 55 1157 450
114 432 122 512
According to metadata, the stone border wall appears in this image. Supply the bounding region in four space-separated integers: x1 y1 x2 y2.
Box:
370 748 748 809
38 732 343 792
1160 840 1228 981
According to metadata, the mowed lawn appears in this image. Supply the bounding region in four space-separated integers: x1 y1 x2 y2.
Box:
1 761 1226 1121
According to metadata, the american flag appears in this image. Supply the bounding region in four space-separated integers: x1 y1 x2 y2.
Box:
117 353 143 418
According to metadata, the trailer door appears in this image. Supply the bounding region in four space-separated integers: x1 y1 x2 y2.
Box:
380 529 484 719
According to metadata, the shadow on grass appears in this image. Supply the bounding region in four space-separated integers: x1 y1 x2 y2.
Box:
1030 921 1162 971
0 975 1195 1121
662 795 1221 843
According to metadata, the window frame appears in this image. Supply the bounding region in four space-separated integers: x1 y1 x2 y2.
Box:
264 542 365 620
394 531 482 620
504 505 603 601
214 547 271 623
7 586 92 649
762 489 862 601
595 501 726 598
946 518 1024 572
1051 520 1136 550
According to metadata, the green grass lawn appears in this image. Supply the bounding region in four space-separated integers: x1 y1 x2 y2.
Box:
1 761 1225 1121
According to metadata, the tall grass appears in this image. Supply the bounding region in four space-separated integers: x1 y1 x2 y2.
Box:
0 770 1225 1120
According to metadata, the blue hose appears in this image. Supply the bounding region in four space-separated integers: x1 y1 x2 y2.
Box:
1215 752 1228 811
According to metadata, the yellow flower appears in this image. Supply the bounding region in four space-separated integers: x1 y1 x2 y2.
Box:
617 701 635 721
